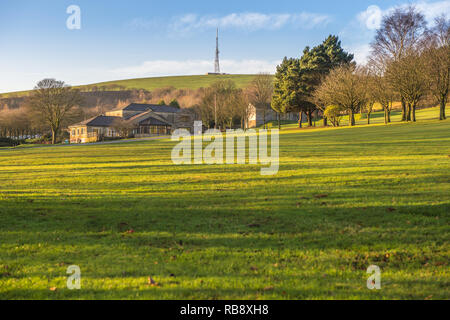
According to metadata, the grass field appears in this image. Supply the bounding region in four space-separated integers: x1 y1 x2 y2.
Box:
266 105 448 129
0 74 259 98
0 107 449 300
82 74 260 91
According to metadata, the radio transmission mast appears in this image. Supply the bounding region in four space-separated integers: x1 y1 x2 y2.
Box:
214 28 220 74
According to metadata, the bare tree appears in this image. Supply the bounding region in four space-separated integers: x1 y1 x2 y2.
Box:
366 59 397 124
424 16 450 120
198 80 242 129
194 102 214 129
432 15 450 47
247 73 274 129
230 88 253 130
111 118 135 138
386 51 428 122
314 66 368 126
30 79 83 144
0 107 31 139
197 87 218 129
371 5 428 121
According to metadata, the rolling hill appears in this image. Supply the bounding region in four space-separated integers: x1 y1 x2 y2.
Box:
0 74 261 98
83 74 261 91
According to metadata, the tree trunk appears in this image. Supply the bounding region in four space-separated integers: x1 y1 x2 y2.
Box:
349 110 355 127
298 111 303 128
367 112 371 125
440 98 447 120
401 98 407 121
384 107 388 124
51 128 58 145
407 103 412 122
323 116 328 127
278 113 281 130
263 110 266 129
307 110 313 127
412 103 416 122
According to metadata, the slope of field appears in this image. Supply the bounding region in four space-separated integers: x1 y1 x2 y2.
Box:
0 109 449 300
82 74 260 91
0 74 260 98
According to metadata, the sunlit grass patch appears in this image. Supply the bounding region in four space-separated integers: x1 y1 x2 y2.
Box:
0 109 449 299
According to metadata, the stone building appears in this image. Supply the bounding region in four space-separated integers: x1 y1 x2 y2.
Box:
246 104 300 128
69 103 194 143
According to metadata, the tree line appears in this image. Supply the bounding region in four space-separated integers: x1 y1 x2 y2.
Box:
195 6 448 131
1 6 447 146
273 6 449 127
0 80 84 145
0 84 190 145
194 73 274 130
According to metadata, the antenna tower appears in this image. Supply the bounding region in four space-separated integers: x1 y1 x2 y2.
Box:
214 28 220 74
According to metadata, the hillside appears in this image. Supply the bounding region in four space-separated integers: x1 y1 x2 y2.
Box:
81 74 260 91
0 74 261 98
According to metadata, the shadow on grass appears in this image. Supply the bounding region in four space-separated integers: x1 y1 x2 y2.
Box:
2 277 447 300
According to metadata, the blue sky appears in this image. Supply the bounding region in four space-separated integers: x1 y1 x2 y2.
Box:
0 0 449 93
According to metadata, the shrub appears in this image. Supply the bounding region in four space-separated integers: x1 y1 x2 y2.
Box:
0 137 23 147
324 105 345 127
169 99 180 108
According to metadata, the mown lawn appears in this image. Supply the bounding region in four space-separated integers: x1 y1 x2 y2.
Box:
269 104 450 129
0 109 449 300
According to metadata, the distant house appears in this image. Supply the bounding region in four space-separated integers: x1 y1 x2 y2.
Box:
69 103 194 143
246 104 300 128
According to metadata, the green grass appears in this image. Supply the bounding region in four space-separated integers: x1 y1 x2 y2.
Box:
0 74 260 97
268 106 449 129
0 107 449 300
82 74 260 91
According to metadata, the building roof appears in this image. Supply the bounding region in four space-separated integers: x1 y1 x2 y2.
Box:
69 102 183 129
69 115 120 128
141 117 172 126
127 110 172 126
70 111 173 129
120 103 180 114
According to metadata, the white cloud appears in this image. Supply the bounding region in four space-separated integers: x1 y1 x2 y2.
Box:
111 59 281 78
346 1 450 64
414 0 450 23
170 12 332 34
126 18 159 30
345 44 372 64
357 5 383 30
357 1 450 31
